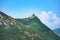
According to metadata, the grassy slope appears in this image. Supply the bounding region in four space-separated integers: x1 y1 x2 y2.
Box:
0 11 60 40
16 16 60 40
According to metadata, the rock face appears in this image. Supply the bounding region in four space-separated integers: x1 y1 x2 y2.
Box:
0 11 60 40
0 14 3 19
0 11 17 26
29 14 36 19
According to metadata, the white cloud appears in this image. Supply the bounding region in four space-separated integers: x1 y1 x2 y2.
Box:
36 11 60 29
52 14 60 24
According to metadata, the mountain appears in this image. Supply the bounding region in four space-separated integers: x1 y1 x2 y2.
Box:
0 11 60 40
0 11 24 40
53 28 60 37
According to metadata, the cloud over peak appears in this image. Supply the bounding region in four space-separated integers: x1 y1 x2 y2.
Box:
36 11 60 29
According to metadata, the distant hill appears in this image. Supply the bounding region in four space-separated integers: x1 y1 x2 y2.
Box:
53 28 60 37
0 11 60 40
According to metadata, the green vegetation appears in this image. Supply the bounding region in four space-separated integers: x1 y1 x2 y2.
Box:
0 11 60 40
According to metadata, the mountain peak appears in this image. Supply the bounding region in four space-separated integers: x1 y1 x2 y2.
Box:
29 14 36 19
0 11 60 40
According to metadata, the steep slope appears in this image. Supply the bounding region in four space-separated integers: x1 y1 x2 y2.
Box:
0 11 60 40
0 11 25 40
16 14 60 40
53 28 60 37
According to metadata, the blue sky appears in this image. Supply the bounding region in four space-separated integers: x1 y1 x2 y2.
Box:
0 0 60 30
